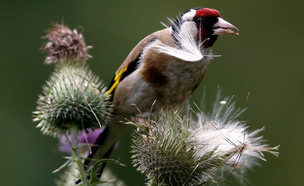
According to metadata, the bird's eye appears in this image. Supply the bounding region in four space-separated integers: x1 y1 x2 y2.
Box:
194 17 204 25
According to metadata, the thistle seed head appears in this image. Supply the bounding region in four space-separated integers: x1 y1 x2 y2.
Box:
131 110 225 186
130 91 279 185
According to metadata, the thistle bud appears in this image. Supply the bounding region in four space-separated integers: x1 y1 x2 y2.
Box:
33 62 112 137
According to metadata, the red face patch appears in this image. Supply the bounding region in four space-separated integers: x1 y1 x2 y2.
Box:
195 8 221 18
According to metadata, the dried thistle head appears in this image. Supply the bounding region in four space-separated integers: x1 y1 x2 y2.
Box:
41 23 92 64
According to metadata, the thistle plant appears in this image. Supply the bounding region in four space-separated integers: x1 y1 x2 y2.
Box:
34 24 112 137
33 24 112 185
130 92 279 185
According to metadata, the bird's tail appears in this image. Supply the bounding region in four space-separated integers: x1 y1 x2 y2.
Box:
77 115 128 184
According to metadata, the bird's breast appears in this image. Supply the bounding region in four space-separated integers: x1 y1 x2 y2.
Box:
138 48 210 111
149 57 208 108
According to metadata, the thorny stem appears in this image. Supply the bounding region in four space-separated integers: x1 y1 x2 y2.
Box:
68 125 88 186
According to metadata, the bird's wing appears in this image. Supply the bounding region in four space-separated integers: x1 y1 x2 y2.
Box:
106 28 173 98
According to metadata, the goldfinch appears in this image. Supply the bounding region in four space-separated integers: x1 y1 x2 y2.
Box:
83 7 239 180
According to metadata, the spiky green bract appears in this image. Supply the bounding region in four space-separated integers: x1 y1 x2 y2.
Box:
131 110 229 186
33 60 112 137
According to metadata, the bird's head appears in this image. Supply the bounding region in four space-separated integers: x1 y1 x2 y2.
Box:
173 8 239 48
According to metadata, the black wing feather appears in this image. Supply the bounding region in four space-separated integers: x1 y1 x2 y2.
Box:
107 55 140 101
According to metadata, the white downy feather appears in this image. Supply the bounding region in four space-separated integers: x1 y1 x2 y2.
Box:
155 19 209 62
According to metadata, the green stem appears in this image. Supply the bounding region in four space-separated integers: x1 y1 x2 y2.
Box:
69 126 88 186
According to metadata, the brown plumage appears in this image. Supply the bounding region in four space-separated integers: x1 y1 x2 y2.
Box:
112 27 209 114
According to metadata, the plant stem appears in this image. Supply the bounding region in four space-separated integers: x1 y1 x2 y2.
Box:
69 125 88 186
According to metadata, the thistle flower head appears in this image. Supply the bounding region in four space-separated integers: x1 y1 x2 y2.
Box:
130 91 279 185
131 110 227 186
33 62 112 137
41 23 92 64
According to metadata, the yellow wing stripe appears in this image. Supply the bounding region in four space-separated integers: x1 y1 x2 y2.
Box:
106 67 128 97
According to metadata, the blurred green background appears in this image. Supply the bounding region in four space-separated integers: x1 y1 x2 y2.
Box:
0 0 303 185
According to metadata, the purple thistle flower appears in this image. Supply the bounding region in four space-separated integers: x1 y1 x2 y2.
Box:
59 128 103 156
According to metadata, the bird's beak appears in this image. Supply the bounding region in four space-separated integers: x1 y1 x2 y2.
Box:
213 17 239 35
